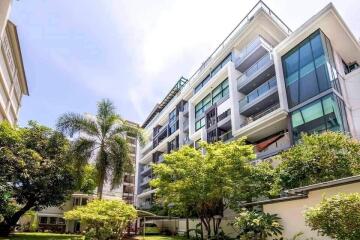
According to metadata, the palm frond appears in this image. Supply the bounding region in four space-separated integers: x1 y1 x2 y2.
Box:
96 99 120 137
109 121 145 146
71 137 97 171
56 113 99 137
107 136 132 190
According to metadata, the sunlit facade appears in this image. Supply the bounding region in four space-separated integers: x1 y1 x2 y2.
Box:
135 1 360 209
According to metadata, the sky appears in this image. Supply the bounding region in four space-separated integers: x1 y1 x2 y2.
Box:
10 0 360 128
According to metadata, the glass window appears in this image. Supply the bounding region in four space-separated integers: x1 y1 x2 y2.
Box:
195 117 205 131
283 30 338 109
291 94 349 141
40 217 48 224
49 217 57 224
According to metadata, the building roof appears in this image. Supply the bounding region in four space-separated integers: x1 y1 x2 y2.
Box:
241 175 360 207
140 0 291 129
141 76 188 128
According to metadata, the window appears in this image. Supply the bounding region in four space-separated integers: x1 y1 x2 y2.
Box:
194 53 232 93
81 198 88 206
49 217 57 225
291 94 349 141
195 79 229 131
168 108 178 135
195 117 206 131
73 197 81 206
58 218 65 225
40 217 48 224
283 30 339 109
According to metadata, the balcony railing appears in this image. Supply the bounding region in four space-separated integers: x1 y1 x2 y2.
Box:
240 103 280 127
239 77 277 108
219 130 233 142
237 37 262 63
141 165 151 174
217 109 231 122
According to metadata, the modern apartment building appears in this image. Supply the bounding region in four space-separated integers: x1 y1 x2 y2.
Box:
135 1 360 209
0 0 29 125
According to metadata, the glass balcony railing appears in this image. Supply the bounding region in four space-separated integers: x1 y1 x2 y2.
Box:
239 77 277 108
240 103 280 128
238 53 272 84
237 37 262 63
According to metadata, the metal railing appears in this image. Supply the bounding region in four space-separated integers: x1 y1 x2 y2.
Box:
240 103 280 127
239 77 277 108
219 130 233 141
188 1 291 84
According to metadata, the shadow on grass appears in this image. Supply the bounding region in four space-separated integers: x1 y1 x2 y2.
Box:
0 232 84 240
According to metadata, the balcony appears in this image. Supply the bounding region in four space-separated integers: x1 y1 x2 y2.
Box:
219 130 233 142
254 133 291 160
237 53 275 94
140 165 152 175
140 176 152 186
235 36 272 72
183 119 189 131
239 77 278 116
217 109 231 127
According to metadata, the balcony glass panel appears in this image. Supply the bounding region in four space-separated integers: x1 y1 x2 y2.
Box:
238 37 262 62
239 77 277 108
245 53 271 77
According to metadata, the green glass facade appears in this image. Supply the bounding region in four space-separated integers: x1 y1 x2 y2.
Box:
291 94 349 141
282 30 348 140
195 78 229 131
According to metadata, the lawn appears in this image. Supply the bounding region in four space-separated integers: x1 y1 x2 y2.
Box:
0 233 184 240
0 232 84 240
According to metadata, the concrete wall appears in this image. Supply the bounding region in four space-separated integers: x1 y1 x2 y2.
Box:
263 182 360 239
0 0 11 37
344 68 360 139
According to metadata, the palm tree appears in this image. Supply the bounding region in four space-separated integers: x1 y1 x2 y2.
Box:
57 99 144 199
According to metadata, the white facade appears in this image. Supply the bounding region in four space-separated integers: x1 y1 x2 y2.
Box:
135 1 360 209
0 0 29 125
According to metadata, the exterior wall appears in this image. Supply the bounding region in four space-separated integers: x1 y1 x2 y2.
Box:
0 0 11 37
0 21 28 125
263 182 360 239
343 68 360 139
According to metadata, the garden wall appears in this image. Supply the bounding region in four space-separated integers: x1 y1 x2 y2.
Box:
263 181 360 239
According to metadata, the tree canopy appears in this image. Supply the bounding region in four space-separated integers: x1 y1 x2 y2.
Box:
305 193 360 240
57 99 144 199
0 121 77 236
151 138 274 238
274 132 360 190
65 199 137 240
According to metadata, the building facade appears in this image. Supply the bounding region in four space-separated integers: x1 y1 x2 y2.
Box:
135 1 360 209
0 0 29 125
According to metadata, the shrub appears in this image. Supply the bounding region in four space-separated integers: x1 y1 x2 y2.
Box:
233 209 283 240
65 199 137 240
305 193 360 240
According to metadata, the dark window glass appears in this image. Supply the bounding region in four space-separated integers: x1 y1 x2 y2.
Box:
291 94 348 141
282 30 337 109
40 217 48 224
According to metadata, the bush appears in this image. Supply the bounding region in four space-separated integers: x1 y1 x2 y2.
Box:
65 199 137 240
305 193 360 240
233 209 283 240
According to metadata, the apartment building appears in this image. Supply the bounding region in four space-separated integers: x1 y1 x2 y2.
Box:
135 1 360 209
0 0 29 125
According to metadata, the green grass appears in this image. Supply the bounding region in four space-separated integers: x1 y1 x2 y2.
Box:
0 232 84 240
135 236 185 240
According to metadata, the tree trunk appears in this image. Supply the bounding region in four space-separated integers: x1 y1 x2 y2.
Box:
0 201 34 236
97 180 104 199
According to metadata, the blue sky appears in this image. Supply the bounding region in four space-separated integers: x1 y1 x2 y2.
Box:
11 0 360 128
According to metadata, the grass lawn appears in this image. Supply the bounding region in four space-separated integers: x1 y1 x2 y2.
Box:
0 232 84 240
134 236 185 240
0 233 184 240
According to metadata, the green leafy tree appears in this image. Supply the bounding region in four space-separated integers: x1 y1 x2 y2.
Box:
78 164 98 194
65 199 137 240
0 121 76 236
57 99 144 199
233 209 283 240
274 132 360 191
305 193 360 240
151 138 272 238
